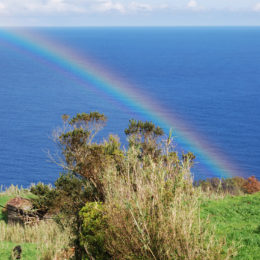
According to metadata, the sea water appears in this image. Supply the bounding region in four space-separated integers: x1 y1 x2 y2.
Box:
0 27 260 186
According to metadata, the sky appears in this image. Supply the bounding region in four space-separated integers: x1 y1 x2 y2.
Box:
0 0 260 26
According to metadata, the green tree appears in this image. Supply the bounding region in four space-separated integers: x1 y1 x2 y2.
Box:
52 112 122 258
57 112 109 201
125 119 164 160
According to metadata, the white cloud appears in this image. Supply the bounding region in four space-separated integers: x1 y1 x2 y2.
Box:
254 3 260 11
159 4 169 10
0 0 161 15
1 0 260 26
0 2 6 13
10 0 85 14
186 0 205 11
187 0 198 9
93 0 125 13
0 0 255 18
129 2 153 12
93 1 153 14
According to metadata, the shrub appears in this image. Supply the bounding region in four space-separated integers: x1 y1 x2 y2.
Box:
221 178 244 195
243 176 260 194
125 119 164 161
79 202 110 260
30 183 58 215
42 113 235 259
231 176 247 192
196 177 247 195
102 149 234 259
31 174 93 259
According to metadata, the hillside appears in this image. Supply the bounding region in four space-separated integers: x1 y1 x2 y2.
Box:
0 188 260 259
201 192 260 259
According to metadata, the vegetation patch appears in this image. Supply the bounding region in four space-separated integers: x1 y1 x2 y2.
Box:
0 112 260 259
0 241 37 260
201 192 260 259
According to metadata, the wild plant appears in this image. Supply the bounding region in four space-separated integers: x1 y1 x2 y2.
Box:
102 147 236 259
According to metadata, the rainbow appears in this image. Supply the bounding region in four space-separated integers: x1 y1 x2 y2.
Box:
0 27 243 179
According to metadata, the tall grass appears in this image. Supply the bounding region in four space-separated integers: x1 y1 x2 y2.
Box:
0 186 71 259
0 220 71 260
102 148 236 259
0 185 27 196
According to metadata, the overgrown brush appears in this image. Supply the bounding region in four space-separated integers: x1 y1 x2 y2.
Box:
0 220 71 259
196 176 260 197
243 176 260 194
24 112 238 259
98 148 236 259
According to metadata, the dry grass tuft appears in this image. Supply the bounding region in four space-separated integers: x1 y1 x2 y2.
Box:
103 149 236 259
0 220 71 260
0 185 27 196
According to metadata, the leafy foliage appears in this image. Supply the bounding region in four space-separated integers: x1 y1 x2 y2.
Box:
79 202 110 260
125 119 164 160
31 174 92 258
31 112 241 259
243 176 260 194
30 183 58 215
196 177 246 195
56 112 122 201
43 112 123 257
196 176 260 195
125 119 164 137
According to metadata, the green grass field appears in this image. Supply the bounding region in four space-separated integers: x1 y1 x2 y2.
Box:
0 195 12 221
201 192 260 259
0 190 39 259
0 190 260 259
0 189 66 260
0 241 37 260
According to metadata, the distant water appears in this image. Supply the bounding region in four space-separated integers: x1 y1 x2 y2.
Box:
0 27 260 187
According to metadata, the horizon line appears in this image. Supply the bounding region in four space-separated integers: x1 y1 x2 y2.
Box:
1 25 260 29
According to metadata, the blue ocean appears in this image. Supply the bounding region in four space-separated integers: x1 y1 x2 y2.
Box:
0 27 259 187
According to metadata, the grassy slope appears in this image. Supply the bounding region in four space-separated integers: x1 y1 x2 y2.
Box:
0 195 13 221
0 192 38 260
1 191 260 259
201 192 260 259
0 242 37 260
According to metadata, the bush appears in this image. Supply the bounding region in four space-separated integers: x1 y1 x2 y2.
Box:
102 149 234 259
30 183 58 215
31 174 98 258
196 176 260 195
79 202 110 260
39 113 235 259
243 176 260 194
195 177 247 195
231 177 247 192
